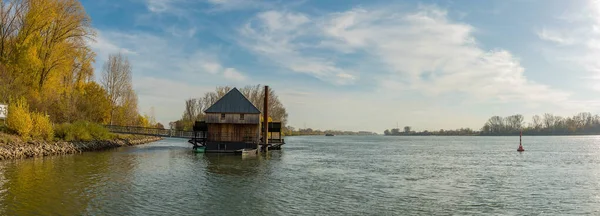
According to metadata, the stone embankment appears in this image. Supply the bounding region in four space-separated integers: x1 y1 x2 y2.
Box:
0 135 162 160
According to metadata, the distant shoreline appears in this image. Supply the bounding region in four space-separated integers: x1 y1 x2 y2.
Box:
384 134 600 137
286 134 379 137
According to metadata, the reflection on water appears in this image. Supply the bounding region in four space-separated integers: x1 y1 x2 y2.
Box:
202 154 261 176
0 148 137 216
1 136 600 215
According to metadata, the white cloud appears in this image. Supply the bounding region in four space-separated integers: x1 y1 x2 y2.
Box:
165 25 197 38
536 0 600 91
239 10 357 85
86 32 136 63
146 0 175 13
537 28 574 45
257 10 310 31
201 61 222 74
135 76 214 125
239 7 568 104
204 0 270 11
88 29 247 124
88 4 588 132
223 68 246 81
322 7 571 103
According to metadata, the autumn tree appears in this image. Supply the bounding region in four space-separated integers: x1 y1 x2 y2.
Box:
0 0 152 140
29 0 94 90
486 116 504 133
530 115 542 131
100 52 133 125
112 88 139 126
505 114 524 132
239 84 288 126
0 0 95 112
75 82 111 123
148 106 156 126
543 113 555 130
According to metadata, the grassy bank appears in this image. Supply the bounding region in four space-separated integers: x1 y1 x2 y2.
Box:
0 117 163 160
0 132 162 160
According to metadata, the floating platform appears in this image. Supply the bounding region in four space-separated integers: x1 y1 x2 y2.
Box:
188 137 206 145
236 148 258 156
268 143 285 150
193 146 205 153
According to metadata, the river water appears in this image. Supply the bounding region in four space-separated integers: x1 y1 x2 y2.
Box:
0 135 599 215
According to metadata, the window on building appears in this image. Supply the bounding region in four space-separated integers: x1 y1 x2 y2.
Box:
240 114 245 120
221 113 225 120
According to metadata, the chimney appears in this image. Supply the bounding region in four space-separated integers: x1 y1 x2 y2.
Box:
263 85 269 147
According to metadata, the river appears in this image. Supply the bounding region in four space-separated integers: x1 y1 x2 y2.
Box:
0 135 599 215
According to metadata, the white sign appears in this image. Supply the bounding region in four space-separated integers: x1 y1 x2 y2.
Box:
0 104 6 119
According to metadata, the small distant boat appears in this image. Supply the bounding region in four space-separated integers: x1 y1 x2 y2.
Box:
325 134 335 136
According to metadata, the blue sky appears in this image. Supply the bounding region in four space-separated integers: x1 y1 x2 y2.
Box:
83 0 600 133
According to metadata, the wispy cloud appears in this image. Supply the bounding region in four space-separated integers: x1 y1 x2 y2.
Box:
134 76 215 122
87 28 247 124
146 0 180 13
238 6 569 104
205 0 271 12
536 0 600 91
87 32 136 62
223 68 246 81
86 1 589 132
239 10 357 85
145 0 272 14
323 7 571 103
537 28 574 45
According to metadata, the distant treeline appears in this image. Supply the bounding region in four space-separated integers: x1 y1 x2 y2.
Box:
384 112 600 136
287 127 377 136
384 127 478 136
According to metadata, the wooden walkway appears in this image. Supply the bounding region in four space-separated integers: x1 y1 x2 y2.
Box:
104 125 205 139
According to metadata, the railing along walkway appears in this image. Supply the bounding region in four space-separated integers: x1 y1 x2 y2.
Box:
104 125 204 139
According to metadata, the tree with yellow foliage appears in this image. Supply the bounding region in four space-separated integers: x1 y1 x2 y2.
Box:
7 98 33 140
75 82 111 124
0 0 150 142
0 0 96 121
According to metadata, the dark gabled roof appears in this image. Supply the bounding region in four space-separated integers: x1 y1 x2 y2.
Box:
204 88 261 114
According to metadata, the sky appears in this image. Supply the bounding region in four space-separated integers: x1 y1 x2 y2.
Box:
83 0 600 133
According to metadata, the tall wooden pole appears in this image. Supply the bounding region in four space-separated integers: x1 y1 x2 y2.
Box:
263 86 269 152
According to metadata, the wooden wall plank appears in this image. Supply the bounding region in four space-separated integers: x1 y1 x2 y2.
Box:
205 113 260 124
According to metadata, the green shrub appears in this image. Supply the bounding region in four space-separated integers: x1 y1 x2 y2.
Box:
30 112 54 141
54 121 113 141
6 97 32 140
0 124 9 133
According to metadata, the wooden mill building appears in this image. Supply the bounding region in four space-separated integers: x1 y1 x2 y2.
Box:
190 87 284 153
200 88 261 152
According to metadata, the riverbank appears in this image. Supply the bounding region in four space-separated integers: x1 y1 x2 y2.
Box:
0 133 162 160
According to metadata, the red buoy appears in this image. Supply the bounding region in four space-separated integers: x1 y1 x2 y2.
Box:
517 130 525 152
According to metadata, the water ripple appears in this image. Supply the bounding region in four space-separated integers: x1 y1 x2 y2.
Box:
1 136 600 215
